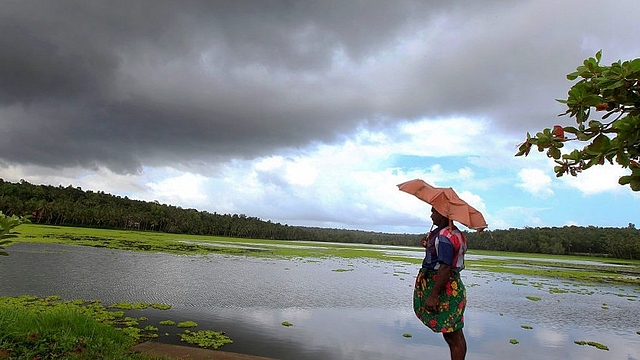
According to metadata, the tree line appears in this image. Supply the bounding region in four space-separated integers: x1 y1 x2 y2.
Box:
1 179 638 259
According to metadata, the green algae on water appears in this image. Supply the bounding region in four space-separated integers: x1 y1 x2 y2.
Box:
177 321 198 328
180 329 233 349
574 340 609 351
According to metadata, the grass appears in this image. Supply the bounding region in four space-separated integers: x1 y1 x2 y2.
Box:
0 295 229 359
0 296 168 359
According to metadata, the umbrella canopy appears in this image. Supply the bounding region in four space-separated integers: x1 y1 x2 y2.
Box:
397 179 488 231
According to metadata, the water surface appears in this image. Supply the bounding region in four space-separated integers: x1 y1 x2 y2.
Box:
0 243 638 359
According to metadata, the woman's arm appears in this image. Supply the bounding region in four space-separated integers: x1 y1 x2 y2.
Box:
425 263 452 312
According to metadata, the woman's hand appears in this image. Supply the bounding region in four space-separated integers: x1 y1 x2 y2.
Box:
425 294 439 312
420 236 428 248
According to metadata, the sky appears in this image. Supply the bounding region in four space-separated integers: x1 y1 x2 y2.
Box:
1 0 639 234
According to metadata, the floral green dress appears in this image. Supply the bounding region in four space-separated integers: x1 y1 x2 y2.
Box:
413 267 466 333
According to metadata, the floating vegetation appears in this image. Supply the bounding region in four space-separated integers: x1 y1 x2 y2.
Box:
525 296 541 302
332 268 354 272
281 321 293 327
520 325 533 330
402 333 412 338
159 320 176 326
549 287 568 294
574 340 609 351
179 329 233 349
109 301 150 310
11 224 640 285
150 302 172 310
509 339 519 345
177 321 198 328
120 316 140 327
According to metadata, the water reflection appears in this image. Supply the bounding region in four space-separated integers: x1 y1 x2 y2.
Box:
0 243 638 360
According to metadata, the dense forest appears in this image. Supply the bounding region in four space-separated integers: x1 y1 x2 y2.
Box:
1 179 639 259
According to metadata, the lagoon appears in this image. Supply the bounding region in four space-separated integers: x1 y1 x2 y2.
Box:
0 242 638 359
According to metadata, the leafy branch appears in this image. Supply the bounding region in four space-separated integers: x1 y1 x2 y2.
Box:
0 211 30 256
516 51 640 190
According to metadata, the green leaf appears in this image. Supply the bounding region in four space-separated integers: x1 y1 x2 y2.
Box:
619 175 632 185
588 120 602 129
563 126 579 134
548 147 561 159
591 134 611 151
627 58 640 73
566 72 580 81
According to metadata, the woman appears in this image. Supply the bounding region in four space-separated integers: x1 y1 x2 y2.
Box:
414 207 467 360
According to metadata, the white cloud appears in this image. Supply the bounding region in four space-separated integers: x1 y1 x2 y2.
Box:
2 114 637 233
559 164 629 195
146 172 209 207
517 168 553 198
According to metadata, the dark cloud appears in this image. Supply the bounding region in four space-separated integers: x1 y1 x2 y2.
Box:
1 0 638 173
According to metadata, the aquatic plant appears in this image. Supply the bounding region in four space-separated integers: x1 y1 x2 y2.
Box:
402 333 412 338
520 325 533 330
509 339 519 345
281 321 293 327
177 321 198 328
179 329 233 349
549 288 568 294
525 296 541 301
109 302 150 310
151 303 172 310
159 320 176 326
574 340 609 351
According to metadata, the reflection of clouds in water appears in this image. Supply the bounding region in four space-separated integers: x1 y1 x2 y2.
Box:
533 327 567 347
466 318 485 339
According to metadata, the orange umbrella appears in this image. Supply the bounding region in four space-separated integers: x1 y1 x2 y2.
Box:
397 179 487 231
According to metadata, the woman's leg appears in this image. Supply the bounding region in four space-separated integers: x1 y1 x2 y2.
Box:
443 329 466 360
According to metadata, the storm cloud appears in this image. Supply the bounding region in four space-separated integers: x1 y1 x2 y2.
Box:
2 0 636 174
2 1 639 232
